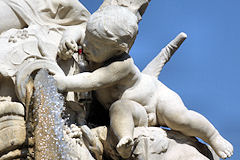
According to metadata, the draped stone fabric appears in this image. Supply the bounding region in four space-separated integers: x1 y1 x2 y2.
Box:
0 0 90 78
1 0 90 26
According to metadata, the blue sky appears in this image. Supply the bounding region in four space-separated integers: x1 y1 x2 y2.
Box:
80 1 240 159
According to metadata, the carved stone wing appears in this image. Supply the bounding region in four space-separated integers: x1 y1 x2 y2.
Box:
142 32 187 78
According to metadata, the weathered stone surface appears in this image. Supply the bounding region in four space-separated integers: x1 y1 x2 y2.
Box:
132 127 219 160
0 0 233 159
95 126 219 160
0 148 28 160
0 75 18 102
63 124 95 160
132 127 169 160
0 101 24 116
0 102 26 156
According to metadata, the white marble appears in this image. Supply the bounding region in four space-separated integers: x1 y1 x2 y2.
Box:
54 4 233 159
0 0 233 159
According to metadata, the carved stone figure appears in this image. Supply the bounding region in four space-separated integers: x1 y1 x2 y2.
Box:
91 126 220 160
54 4 233 159
0 0 90 159
0 0 91 109
0 0 234 159
0 101 26 158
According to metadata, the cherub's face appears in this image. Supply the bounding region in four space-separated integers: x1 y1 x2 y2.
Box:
83 31 120 63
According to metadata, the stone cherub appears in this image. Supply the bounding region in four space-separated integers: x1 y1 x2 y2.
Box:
54 5 233 159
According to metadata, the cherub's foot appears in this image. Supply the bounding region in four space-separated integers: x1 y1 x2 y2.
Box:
116 136 134 159
209 133 233 159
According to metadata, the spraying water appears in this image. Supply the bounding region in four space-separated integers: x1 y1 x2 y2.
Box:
33 69 69 160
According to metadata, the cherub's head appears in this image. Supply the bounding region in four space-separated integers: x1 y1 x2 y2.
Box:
83 5 138 63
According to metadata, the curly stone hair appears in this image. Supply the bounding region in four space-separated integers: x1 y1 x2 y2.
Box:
86 5 138 53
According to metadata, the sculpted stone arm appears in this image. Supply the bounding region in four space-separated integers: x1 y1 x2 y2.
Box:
55 57 135 92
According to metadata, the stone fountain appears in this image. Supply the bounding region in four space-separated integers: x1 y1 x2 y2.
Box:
0 0 232 160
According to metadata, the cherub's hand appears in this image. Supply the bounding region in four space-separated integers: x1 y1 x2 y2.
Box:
57 37 78 60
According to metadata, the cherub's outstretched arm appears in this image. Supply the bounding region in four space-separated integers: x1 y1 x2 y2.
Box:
142 32 187 77
54 54 136 92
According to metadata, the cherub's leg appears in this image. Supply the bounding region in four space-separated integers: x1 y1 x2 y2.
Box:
0 1 27 33
156 92 233 159
109 99 148 158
